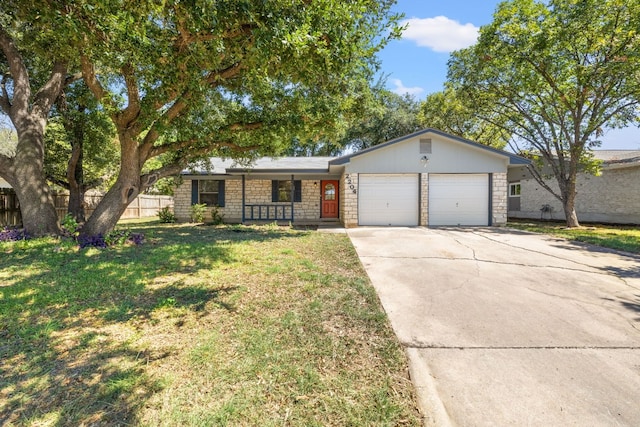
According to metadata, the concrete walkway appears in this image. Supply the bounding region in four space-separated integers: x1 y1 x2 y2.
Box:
347 227 640 426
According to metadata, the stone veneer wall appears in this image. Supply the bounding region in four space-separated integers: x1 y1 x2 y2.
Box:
510 166 640 224
174 179 243 223
491 173 508 226
420 173 428 226
175 178 321 223
341 172 358 227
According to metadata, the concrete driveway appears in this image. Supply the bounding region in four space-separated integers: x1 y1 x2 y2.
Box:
347 227 640 426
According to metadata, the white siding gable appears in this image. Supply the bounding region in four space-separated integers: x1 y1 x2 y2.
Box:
344 133 508 174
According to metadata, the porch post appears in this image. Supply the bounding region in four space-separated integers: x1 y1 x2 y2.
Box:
242 175 246 223
290 174 295 222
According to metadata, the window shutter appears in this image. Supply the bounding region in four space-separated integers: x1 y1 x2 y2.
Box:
218 180 226 207
294 180 302 202
191 180 199 205
272 180 278 202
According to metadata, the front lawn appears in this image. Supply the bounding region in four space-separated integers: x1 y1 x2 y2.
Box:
507 220 640 254
0 222 421 426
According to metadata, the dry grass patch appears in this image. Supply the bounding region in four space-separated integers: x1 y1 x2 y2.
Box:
0 222 421 426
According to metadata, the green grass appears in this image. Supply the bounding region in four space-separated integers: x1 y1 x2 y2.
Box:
0 221 421 426
507 220 640 254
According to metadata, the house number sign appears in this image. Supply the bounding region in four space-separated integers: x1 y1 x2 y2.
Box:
345 174 357 194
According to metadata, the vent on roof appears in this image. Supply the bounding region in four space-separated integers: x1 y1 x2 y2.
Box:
420 138 432 154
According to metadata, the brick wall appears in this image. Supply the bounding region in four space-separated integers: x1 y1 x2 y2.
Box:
492 173 508 226
510 166 640 224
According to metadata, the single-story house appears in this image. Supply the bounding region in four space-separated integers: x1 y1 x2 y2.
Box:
175 128 530 227
508 150 640 224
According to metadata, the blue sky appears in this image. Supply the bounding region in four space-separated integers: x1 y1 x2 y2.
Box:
377 0 640 150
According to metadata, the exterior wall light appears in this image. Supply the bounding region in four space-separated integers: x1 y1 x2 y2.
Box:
420 155 429 167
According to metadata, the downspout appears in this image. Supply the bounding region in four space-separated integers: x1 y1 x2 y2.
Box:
290 174 295 222
488 173 493 226
242 175 246 223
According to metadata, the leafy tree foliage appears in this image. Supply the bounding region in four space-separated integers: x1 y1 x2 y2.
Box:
45 81 119 222
418 88 510 149
448 0 640 227
285 85 421 156
0 116 16 156
0 1 401 236
343 87 422 152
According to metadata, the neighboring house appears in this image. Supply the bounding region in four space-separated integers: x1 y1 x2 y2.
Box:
0 177 10 189
508 150 640 224
175 128 530 227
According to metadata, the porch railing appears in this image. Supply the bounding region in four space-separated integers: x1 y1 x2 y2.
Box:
244 204 293 221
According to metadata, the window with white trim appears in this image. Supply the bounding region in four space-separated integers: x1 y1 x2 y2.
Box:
509 182 521 197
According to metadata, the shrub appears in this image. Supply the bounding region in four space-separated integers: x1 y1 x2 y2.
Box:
210 205 224 225
0 227 29 242
78 229 144 249
158 206 177 223
190 203 207 223
78 234 108 249
61 213 80 238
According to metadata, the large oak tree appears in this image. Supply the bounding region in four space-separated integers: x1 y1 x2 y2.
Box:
1 0 400 236
448 0 640 227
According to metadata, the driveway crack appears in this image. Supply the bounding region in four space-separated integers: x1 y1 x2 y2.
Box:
470 230 639 289
360 254 617 277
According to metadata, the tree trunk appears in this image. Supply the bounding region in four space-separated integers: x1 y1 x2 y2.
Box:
12 125 61 236
80 140 140 236
67 183 86 223
560 175 580 228
67 137 86 223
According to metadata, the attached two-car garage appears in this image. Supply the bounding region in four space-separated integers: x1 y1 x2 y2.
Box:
357 173 490 227
331 128 527 228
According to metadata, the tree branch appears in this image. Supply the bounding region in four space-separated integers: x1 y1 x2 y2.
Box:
147 120 263 159
33 61 68 120
0 24 31 120
205 61 243 85
118 63 141 129
140 140 259 192
0 73 11 114
0 153 13 178
65 72 83 86
80 55 117 115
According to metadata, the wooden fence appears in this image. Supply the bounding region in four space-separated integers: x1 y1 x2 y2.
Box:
0 190 173 227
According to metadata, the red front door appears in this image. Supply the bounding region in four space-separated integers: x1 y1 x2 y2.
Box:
321 180 339 218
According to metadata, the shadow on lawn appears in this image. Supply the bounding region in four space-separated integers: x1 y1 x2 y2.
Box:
0 224 306 426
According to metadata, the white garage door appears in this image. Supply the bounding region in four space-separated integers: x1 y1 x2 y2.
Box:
358 174 419 226
429 174 489 226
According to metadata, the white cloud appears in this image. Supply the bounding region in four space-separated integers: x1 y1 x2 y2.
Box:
401 16 479 53
390 79 424 96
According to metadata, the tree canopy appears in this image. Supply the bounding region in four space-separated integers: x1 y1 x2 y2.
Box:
0 0 401 236
448 0 640 227
418 88 510 149
344 87 422 152
44 81 119 221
